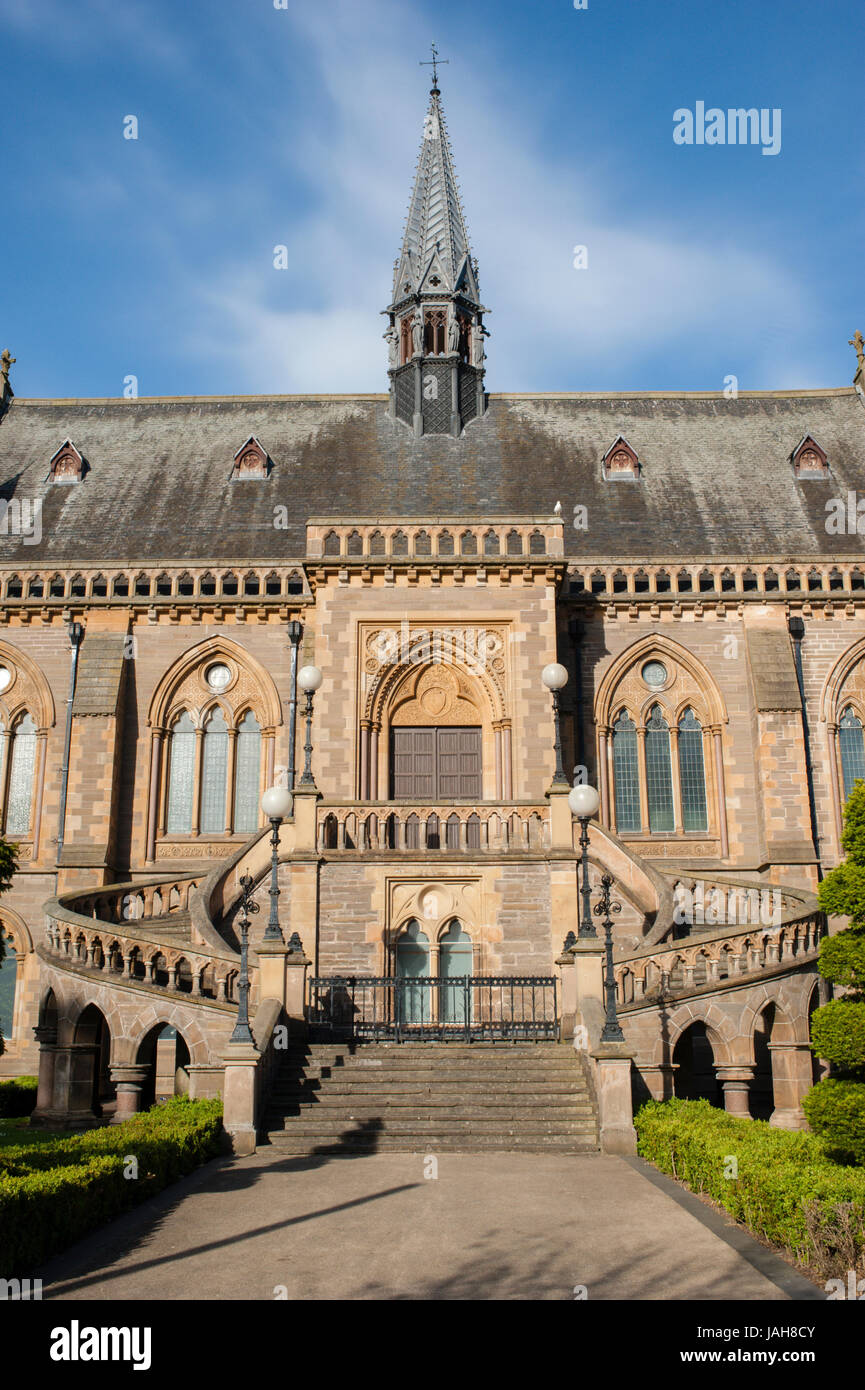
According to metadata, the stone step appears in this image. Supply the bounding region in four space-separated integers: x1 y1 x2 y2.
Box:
270 1083 590 1100
287 1046 573 1060
264 1134 599 1154
265 1116 598 1135
269 1104 596 1122
288 1058 582 1074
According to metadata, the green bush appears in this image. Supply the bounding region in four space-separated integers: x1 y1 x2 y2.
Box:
635 1098 865 1277
810 1001 865 1075
816 926 865 992
0 1076 37 1118
0 1096 223 1274
802 1080 865 1165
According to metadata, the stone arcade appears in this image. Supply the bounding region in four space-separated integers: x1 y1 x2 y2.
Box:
0 75 862 1153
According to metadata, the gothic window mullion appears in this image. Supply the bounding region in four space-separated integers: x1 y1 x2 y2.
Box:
0 728 10 832
225 729 238 834
192 727 205 836
669 725 683 834
637 725 650 831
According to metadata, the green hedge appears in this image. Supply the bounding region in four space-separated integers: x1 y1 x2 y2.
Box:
635 1099 865 1278
802 1079 865 1165
0 1096 223 1274
0 1076 37 1118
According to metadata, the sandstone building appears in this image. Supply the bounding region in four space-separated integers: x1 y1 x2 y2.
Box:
0 77 862 1147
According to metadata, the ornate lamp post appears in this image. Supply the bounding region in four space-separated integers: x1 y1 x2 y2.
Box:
260 785 293 943
297 665 323 786
594 873 626 1043
568 782 600 939
229 873 259 1045
541 662 570 787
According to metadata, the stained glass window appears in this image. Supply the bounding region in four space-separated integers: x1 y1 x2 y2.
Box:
233 710 261 833
646 706 674 832
200 708 228 834
678 708 708 832
166 712 195 833
5 714 36 835
612 710 640 832
839 707 865 800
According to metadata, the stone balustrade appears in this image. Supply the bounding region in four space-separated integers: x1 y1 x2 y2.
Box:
317 801 551 853
70 876 203 925
43 875 241 1010
614 910 823 1008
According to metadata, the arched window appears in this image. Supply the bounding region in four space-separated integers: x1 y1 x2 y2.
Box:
200 708 229 834
839 707 865 800
0 928 18 1044
396 921 430 1025
612 711 640 832
678 708 708 832
233 711 261 832
645 706 675 832
166 712 195 833
439 921 472 1025
4 713 37 835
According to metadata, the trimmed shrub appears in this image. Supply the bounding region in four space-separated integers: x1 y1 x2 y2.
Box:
635 1098 865 1277
0 1076 37 1118
810 1001 865 1075
0 1096 223 1274
802 1079 865 1165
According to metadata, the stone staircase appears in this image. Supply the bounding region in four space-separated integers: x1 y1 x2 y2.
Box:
263 1041 600 1154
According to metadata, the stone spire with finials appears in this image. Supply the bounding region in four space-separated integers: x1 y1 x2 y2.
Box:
384 50 488 437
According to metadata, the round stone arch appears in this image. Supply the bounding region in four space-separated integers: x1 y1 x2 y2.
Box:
595 634 727 730
818 635 865 848
125 1003 211 1068
654 999 738 1068
0 639 56 730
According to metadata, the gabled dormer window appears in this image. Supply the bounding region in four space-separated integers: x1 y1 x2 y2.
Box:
48 439 85 484
602 436 640 481
791 434 829 479
231 436 270 480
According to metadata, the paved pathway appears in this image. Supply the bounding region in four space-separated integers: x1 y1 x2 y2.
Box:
38 1150 821 1301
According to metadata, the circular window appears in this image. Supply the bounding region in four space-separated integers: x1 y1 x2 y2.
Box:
205 663 232 692
641 660 668 690
0 667 10 693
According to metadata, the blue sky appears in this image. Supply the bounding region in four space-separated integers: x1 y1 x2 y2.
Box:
2 0 862 397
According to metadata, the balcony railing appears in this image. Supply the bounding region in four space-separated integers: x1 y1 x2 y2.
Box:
308 974 559 1042
317 802 550 853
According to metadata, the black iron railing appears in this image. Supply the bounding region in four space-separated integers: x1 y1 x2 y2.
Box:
308 975 558 1042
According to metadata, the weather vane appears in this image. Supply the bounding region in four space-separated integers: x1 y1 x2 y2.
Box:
420 42 448 88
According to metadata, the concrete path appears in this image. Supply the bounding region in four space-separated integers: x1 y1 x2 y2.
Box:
37 1150 821 1301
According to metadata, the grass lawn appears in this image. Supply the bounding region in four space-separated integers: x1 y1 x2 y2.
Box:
0 1116 67 1148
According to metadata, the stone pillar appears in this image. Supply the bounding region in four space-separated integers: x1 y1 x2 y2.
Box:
637 1061 678 1102
556 950 577 1040
31 1025 58 1120
42 1044 100 1125
592 1044 638 1154
286 948 311 1036
717 1065 755 1117
154 1031 178 1102
222 1042 260 1156
110 1064 151 1123
256 939 290 1006
546 785 573 850
768 1041 815 1130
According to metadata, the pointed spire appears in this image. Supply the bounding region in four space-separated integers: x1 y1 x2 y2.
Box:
392 83 477 301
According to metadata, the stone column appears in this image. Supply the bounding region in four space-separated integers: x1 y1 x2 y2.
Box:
256 939 290 1006
222 1042 260 1156
768 1041 815 1130
592 1044 638 1154
31 1024 58 1121
44 1044 100 1125
717 1065 755 1117
637 1061 678 1102
712 729 729 858
556 950 577 1040
285 947 311 1036
110 1064 151 1123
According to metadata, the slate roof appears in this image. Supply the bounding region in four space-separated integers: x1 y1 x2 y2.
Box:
0 388 863 566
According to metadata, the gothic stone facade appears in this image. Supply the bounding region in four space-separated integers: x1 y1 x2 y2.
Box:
0 81 862 1131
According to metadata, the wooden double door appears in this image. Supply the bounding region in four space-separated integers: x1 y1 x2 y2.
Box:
390 726 482 801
